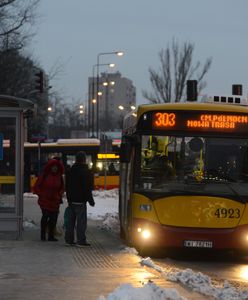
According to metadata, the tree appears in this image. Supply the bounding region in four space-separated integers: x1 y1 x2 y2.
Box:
0 48 34 96
46 95 87 139
0 0 40 50
143 40 212 103
0 0 50 140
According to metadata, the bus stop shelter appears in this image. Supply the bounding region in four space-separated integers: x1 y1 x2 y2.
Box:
0 95 34 240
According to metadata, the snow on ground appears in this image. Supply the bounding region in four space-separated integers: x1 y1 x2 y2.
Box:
23 218 38 229
141 257 248 300
98 282 185 300
23 189 248 300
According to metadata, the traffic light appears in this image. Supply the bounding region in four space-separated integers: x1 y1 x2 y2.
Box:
35 70 44 93
232 84 242 96
187 80 198 101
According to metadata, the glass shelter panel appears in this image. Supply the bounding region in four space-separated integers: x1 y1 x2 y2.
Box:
134 134 248 202
0 117 16 213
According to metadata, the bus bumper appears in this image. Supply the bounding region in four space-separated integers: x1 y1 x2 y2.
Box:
132 218 248 252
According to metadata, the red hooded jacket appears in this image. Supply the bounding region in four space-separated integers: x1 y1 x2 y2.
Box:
33 159 64 212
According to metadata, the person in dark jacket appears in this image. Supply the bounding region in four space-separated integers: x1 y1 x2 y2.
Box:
65 151 95 247
33 159 64 241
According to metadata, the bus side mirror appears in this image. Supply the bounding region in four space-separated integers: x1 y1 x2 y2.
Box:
120 141 131 163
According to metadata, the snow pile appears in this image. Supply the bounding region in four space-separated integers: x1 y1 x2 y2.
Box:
100 212 120 234
93 188 119 199
120 246 139 255
23 218 38 230
88 188 118 220
98 282 186 300
141 257 248 300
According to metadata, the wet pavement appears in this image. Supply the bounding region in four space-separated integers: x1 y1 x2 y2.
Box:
0 210 213 300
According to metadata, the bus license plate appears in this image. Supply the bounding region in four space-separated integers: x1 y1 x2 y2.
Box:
184 240 213 248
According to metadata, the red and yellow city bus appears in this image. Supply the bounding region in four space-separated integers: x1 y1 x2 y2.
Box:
119 96 248 255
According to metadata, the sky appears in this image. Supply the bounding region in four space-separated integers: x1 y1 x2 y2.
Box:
21 189 248 300
30 0 248 106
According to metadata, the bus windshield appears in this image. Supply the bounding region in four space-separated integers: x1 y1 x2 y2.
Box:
134 135 248 202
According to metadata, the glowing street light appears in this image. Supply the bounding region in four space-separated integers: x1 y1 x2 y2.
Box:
96 50 124 137
116 51 124 56
103 81 115 87
79 104 84 114
89 62 115 137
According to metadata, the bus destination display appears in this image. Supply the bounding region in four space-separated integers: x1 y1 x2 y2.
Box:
151 111 248 133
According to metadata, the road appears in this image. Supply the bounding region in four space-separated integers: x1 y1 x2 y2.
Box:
150 250 248 291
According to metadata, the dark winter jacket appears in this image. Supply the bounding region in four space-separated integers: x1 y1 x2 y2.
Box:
33 159 64 212
65 163 94 205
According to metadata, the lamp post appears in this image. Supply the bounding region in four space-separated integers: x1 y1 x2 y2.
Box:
89 63 115 138
96 51 124 138
47 106 53 139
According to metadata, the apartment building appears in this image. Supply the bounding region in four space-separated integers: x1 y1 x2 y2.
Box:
88 71 136 134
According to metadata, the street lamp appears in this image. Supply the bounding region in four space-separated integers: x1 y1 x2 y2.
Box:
96 51 124 137
47 106 53 139
89 62 115 138
118 104 136 129
79 105 84 114
118 105 136 111
101 76 116 131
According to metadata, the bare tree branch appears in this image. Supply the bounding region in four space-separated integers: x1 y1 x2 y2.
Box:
0 0 40 49
143 39 212 103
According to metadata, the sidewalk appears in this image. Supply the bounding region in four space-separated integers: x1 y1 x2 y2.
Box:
0 201 213 300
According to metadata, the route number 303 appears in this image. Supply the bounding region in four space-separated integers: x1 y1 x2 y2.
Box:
214 208 240 218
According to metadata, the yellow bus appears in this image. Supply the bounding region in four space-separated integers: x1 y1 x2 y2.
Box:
24 138 120 191
119 96 248 255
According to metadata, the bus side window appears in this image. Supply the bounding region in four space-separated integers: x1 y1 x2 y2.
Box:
108 163 118 175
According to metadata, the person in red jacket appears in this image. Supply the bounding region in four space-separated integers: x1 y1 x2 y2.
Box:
33 159 64 241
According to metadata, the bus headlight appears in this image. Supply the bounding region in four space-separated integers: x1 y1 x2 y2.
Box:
141 229 151 239
136 227 152 239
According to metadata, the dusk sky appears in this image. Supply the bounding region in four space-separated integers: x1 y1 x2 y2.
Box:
31 0 248 105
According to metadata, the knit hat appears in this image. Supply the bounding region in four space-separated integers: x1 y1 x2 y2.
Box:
76 151 86 163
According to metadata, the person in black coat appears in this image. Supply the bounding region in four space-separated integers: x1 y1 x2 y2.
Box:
64 151 95 247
